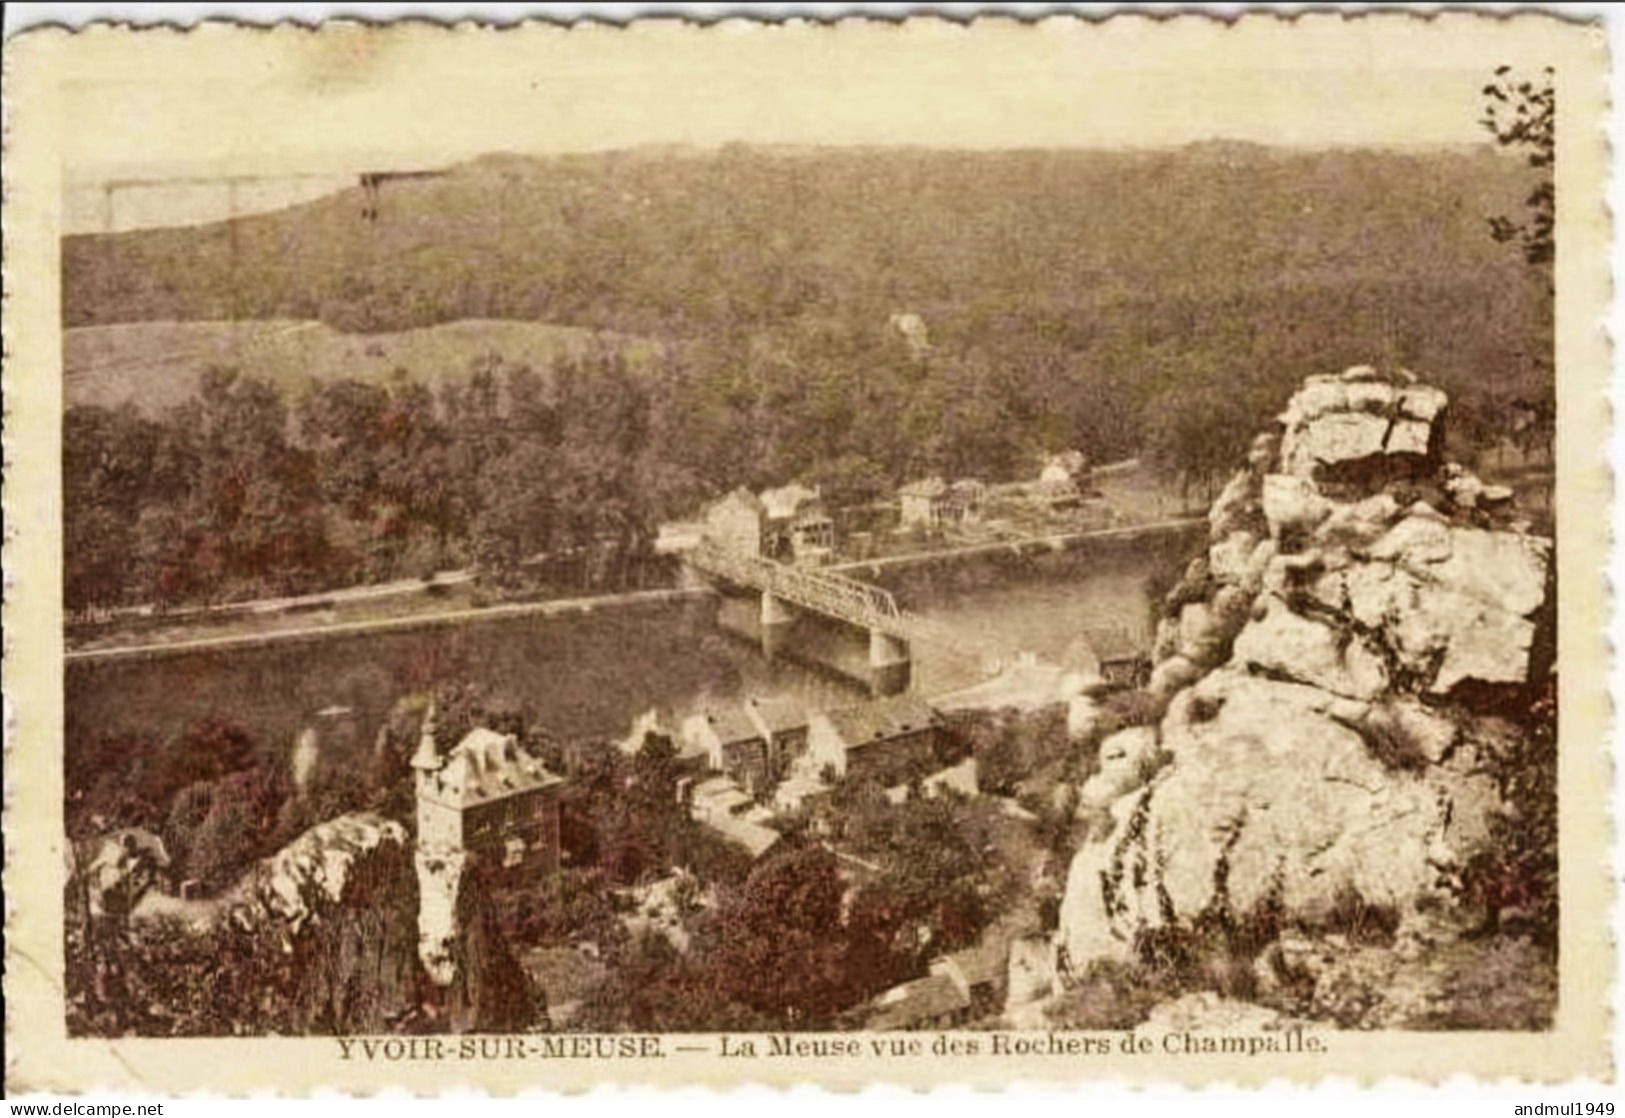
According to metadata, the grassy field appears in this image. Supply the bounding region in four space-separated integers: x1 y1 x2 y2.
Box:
63 318 660 413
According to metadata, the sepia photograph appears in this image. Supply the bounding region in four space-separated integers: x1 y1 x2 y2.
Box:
2 6 1613 1094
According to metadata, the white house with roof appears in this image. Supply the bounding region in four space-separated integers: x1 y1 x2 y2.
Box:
702 488 769 557
898 477 950 529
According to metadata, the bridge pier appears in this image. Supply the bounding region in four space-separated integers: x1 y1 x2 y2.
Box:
760 591 797 660
868 629 912 697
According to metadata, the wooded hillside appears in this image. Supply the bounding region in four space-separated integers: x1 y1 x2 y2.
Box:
61 144 1553 612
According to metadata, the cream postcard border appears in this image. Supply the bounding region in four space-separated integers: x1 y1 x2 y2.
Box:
2 12 1613 1092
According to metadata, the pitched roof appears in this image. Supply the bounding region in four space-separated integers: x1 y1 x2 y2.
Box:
713 487 766 515
420 727 562 809
938 937 1008 991
704 706 765 747
898 476 948 499
824 694 937 749
760 483 820 520
865 973 969 1030
745 696 808 737
700 813 782 859
693 776 755 816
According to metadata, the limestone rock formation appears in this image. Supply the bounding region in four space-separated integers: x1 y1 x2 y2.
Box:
83 813 410 937
242 813 411 934
1059 367 1552 973
79 828 171 922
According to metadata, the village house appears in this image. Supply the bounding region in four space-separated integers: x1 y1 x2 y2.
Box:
899 477 985 531
412 717 566 875
760 483 835 565
858 936 1009 1030
1039 449 1088 485
897 477 949 530
621 709 712 788
1033 474 1083 513
859 972 973 1031
703 488 769 558
930 938 1009 1020
1085 627 1151 689
654 519 705 556
947 479 987 523
744 696 811 779
806 694 941 788
689 776 783 861
701 484 835 564
680 696 812 796
681 706 770 795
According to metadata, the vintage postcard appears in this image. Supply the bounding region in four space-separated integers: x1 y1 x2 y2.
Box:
2 10 1613 1094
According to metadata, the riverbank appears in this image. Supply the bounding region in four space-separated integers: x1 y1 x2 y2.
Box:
66 585 716 665
831 516 1204 579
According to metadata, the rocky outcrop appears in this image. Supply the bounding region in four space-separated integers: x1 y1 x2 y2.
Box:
1059 367 1552 973
80 829 171 922
245 814 411 934
85 813 410 937
83 809 539 1033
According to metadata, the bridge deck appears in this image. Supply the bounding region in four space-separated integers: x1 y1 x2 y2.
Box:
687 545 996 658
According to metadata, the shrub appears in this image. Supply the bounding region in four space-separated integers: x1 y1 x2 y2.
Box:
1457 680 1557 949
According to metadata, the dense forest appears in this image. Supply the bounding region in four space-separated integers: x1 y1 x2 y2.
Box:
62 143 1553 613
64 352 689 613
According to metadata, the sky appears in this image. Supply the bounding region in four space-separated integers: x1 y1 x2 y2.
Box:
44 16 1525 231
56 20 1503 177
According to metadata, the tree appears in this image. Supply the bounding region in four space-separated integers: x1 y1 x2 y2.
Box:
180 766 286 891
708 844 857 1023
469 442 561 589
1141 382 1257 502
1481 66 1555 268
63 405 163 613
1481 66 1556 466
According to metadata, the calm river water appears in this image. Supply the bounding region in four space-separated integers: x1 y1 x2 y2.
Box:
65 533 1193 758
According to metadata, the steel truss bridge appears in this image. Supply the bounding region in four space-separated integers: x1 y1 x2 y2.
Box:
687 543 989 657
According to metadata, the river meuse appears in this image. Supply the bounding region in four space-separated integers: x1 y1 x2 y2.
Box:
66 533 1193 757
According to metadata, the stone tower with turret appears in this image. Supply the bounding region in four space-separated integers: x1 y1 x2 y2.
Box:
410 701 467 987
409 699 565 987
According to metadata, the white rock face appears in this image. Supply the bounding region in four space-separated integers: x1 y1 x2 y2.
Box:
88 813 410 941
1059 669 1490 966
1331 521 1551 694
257 813 409 932
1284 411 1392 475
1208 471 1258 540
1262 474 1331 538
81 829 170 922
1056 367 1553 977
1231 597 1389 700
1148 654 1201 699
1278 374 1449 479
1209 530 1260 585
1079 726 1162 811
